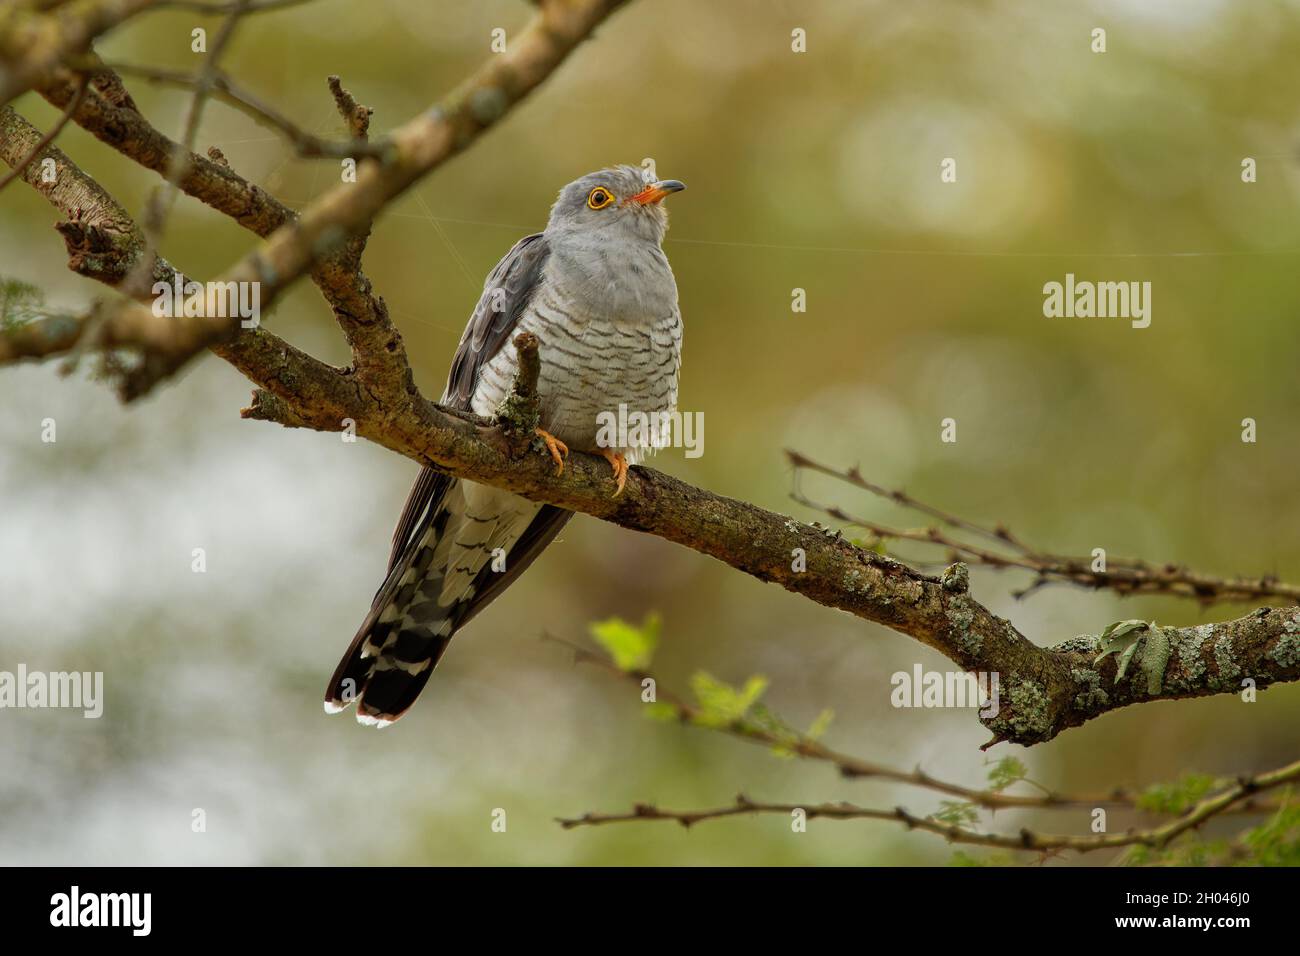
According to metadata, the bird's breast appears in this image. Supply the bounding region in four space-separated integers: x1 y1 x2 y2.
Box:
470 280 682 460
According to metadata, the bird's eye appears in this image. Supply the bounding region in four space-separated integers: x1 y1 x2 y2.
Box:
586 187 614 210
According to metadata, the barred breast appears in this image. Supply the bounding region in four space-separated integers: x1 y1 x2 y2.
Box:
471 278 682 465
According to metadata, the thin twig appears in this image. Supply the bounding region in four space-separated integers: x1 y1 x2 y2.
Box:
787 449 1300 605
555 641 1300 852
95 61 388 159
559 761 1300 854
139 0 250 256
93 0 251 378
543 634 1284 817
788 448 1032 552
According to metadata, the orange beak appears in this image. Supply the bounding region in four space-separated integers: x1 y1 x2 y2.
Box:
627 179 686 205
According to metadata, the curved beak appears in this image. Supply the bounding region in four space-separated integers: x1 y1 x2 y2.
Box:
627 179 686 205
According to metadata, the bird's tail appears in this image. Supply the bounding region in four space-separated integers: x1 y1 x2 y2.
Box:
324 510 456 725
325 480 527 726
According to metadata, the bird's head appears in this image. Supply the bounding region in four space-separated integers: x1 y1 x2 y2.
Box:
546 164 686 245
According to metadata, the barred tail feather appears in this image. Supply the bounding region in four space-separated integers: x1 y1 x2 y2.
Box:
324 507 469 725
324 480 541 726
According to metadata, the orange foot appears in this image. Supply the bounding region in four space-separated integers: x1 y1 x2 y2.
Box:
600 449 629 497
535 428 569 475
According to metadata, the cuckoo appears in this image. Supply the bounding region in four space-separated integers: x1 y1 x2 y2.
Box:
325 165 686 726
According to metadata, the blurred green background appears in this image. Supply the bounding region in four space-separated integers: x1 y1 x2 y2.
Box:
2 0 1299 864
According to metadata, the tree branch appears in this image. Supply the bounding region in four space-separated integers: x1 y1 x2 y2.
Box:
789 450 1300 606
0 104 175 288
557 757 1300 855
213 368 1300 749
0 103 302 379
24 0 630 399
543 633 1284 816
554 640 1299 854
31 57 409 398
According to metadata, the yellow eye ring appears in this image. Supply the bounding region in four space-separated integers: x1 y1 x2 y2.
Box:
586 187 615 210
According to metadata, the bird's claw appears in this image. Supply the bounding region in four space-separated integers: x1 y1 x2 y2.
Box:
600 449 628 497
535 428 568 475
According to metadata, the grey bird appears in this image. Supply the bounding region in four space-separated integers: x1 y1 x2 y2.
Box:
324 165 686 726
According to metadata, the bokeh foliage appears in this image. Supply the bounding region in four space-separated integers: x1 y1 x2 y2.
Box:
1 0 1298 864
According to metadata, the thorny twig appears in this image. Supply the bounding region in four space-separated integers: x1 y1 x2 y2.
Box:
787 450 1300 606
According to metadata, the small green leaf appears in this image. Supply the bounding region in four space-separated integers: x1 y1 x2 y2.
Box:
986 756 1028 792
588 612 660 671
737 675 768 710
742 703 797 757
806 708 835 741
689 671 769 727
932 801 979 827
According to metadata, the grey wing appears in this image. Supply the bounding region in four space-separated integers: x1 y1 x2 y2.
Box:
385 233 552 571
444 232 550 410
438 230 573 624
